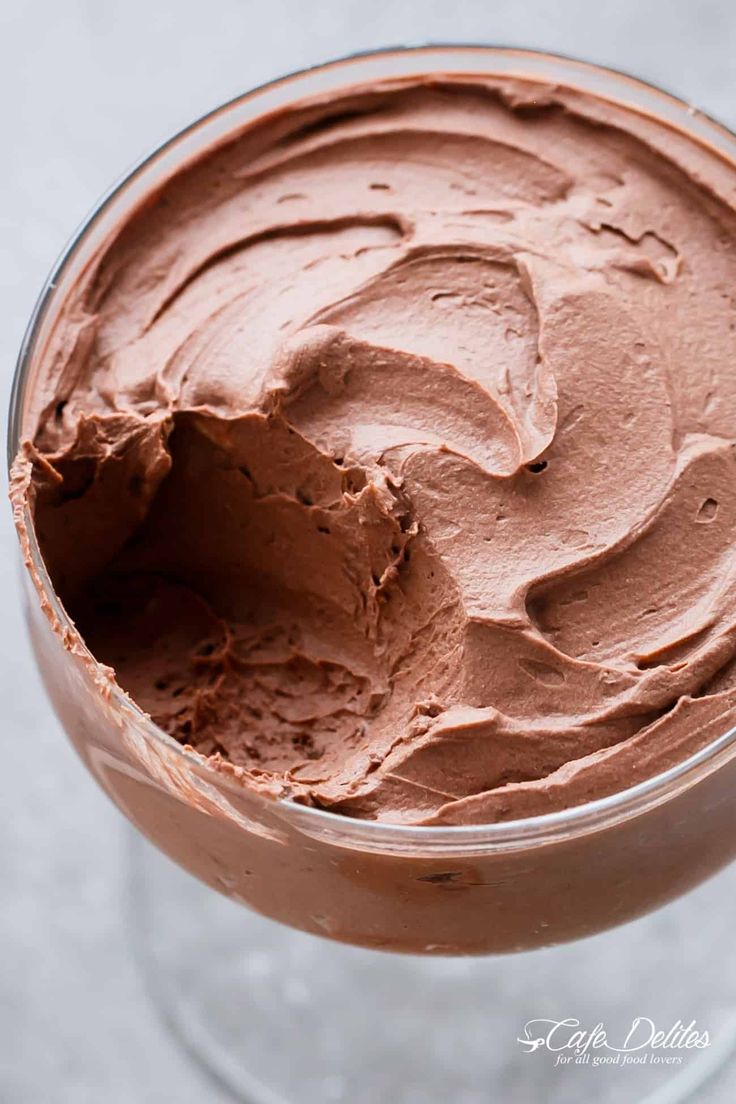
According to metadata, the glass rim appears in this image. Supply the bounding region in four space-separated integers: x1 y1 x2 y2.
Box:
10 42 736 854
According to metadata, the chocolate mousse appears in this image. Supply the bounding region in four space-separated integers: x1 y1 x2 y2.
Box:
12 74 736 826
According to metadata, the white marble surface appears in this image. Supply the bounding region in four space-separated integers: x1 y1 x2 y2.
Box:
2 2 736 1100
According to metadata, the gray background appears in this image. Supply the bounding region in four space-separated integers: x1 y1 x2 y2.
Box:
2 2 736 1101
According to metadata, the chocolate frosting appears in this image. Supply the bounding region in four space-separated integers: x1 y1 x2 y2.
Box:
13 75 736 825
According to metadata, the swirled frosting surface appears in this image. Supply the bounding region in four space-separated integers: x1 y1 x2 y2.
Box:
14 75 736 823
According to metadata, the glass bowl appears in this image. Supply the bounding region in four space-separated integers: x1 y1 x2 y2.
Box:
9 44 736 964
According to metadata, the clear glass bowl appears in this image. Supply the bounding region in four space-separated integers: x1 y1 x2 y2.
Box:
12 43 736 1104
9 44 736 960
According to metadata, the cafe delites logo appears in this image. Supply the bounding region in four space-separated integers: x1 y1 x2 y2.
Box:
517 1017 711 1068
